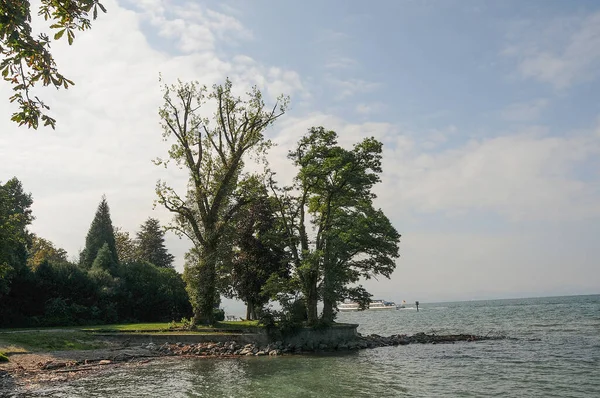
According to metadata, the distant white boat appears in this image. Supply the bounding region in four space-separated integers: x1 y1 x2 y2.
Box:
338 301 360 312
338 299 398 312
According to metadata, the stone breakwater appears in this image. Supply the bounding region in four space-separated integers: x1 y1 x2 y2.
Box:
152 332 508 357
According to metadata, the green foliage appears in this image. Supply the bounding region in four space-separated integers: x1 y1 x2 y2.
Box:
80 196 118 268
0 179 191 328
91 243 118 273
220 176 290 320
259 298 307 339
27 234 68 269
114 227 138 264
136 218 174 268
0 352 9 362
0 177 33 297
271 127 401 324
0 0 107 129
213 308 225 322
155 78 288 325
117 261 192 322
43 297 85 326
180 317 193 329
0 252 191 328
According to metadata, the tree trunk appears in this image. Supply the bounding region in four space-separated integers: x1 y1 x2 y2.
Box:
246 302 257 320
304 270 319 325
321 266 336 323
321 298 334 323
190 242 218 325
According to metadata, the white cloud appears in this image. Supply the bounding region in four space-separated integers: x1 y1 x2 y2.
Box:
360 229 600 303
505 12 600 89
269 116 600 223
266 115 600 301
0 0 304 267
381 128 600 221
1 1 599 300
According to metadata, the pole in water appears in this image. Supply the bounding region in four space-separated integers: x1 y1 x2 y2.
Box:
415 301 419 312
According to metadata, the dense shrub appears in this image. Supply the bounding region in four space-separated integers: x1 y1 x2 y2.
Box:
0 259 191 328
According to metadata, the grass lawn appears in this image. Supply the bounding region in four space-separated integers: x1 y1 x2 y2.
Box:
0 320 263 354
81 320 262 333
0 331 110 353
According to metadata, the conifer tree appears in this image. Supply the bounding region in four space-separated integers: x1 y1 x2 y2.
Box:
80 196 118 268
91 242 118 273
136 218 174 268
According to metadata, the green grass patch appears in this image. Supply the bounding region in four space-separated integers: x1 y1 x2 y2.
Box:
216 320 261 329
81 320 262 333
0 331 109 353
81 322 177 333
0 351 9 362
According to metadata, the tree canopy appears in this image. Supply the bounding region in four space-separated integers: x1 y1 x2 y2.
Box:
27 234 68 269
220 177 290 320
0 177 33 296
271 127 401 324
136 217 174 268
114 227 138 264
0 179 192 327
155 77 288 325
0 0 106 129
80 195 118 268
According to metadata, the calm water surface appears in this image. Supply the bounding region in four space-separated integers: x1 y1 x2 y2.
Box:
18 295 600 397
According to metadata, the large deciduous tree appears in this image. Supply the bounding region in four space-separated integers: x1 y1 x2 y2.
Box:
136 217 174 268
80 195 118 268
271 127 400 324
221 177 290 320
0 0 107 129
155 78 288 325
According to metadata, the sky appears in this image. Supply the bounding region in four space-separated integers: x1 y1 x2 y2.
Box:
1 0 599 309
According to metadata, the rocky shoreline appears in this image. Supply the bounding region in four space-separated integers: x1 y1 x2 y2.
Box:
156 332 508 357
1 332 508 394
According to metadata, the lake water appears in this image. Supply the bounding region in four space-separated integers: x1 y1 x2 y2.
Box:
16 295 600 397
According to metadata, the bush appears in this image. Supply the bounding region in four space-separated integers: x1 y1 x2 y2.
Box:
44 297 72 326
213 308 225 322
259 298 307 339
